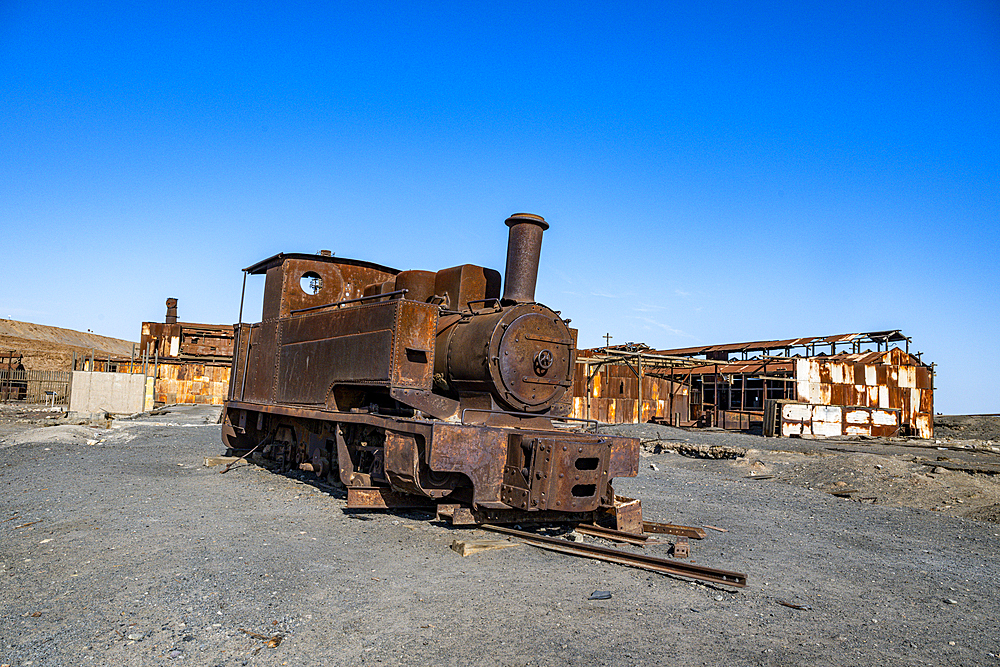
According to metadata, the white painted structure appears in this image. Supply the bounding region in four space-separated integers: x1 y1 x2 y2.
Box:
69 371 147 414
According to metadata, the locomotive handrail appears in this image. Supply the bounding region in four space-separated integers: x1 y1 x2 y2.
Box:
460 408 599 431
290 289 408 315
464 298 502 312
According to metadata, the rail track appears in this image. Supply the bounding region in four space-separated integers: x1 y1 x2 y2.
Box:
482 524 748 588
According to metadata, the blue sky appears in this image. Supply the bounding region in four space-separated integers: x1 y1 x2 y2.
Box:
1 1 997 413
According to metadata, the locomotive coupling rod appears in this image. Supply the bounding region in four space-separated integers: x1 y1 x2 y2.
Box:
481 524 747 588
220 441 264 474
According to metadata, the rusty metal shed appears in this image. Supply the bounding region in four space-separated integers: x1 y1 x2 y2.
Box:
571 331 934 438
138 298 235 405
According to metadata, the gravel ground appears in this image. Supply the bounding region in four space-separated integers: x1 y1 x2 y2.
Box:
2 405 999 666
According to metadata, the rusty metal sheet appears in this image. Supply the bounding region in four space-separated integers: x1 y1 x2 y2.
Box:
346 486 437 509
613 496 643 534
429 422 509 507
275 301 436 404
391 301 436 388
245 322 277 403
433 264 501 311
654 331 907 358
528 437 610 512
393 270 437 303
257 255 397 320
916 367 932 390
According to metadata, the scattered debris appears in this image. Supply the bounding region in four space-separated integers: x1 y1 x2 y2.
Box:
776 600 812 611
449 539 520 557
13 520 41 529
677 443 747 460
642 521 707 539
204 456 240 467
482 524 747 587
921 460 1000 475
588 590 612 600
575 524 657 546
220 442 265 474
672 537 690 558
703 524 728 533
239 628 284 650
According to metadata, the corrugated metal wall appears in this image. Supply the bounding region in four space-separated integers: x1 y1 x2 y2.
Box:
154 363 230 405
569 362 688 424
795 348 933 438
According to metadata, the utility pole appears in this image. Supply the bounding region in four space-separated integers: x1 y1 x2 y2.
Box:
603 333 613 347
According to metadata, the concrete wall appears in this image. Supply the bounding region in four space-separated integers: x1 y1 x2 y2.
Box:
69 371 146 414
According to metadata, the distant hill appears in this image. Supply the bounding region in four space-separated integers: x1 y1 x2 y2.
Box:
0 319 137 372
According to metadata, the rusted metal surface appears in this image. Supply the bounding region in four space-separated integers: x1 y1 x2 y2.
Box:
165 298 178 324
154 363 230 405
435 503 476 525
222 213 642 525
433 264 501 311
672 537 690 558
642 521 708 539
442 301 574 413
347 486 437 509
612 495 643 534
575 524 657 546
501 434 612 512
140 299 234 362
793 350 933 438
573 330 933 438
501 213 548 304
656 330 910 359
482 524 747 588
248 254 398 320
765 399 902 438
139 298 235 405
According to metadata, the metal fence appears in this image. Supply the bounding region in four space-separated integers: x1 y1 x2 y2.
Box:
0 370 72 404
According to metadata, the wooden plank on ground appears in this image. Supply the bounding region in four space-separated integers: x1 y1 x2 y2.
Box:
204 456 240 467
450 539 520 557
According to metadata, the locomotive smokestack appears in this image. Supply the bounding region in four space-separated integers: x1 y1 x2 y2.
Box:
502 213 549 304
165 298 178 324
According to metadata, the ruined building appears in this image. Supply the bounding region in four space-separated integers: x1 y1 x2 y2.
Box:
138 298 234 405
571 331 933 438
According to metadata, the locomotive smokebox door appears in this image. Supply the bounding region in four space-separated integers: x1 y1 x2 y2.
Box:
491 306 574 412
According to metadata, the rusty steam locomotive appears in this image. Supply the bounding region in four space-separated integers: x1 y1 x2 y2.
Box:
221 214 640 525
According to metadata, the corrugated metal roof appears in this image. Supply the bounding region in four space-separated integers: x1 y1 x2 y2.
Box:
654 330 907 357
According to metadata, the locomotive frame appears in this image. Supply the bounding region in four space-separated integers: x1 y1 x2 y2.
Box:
221 214 640 526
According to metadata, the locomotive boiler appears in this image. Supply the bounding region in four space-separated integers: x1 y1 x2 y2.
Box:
221 214 640 525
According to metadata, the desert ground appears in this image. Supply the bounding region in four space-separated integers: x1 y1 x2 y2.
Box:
2 404 999 666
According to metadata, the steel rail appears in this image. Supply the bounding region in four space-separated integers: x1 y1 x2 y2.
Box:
574 524 657 546
642 521 708 540
482 524 747 588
